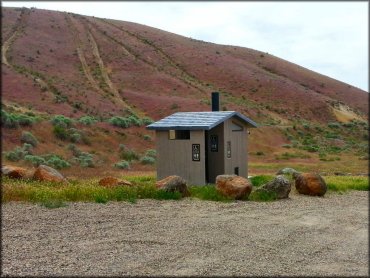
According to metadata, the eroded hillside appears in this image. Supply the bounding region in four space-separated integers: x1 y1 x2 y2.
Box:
2 7 368 176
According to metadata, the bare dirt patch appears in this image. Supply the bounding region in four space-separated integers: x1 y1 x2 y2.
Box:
2 190 368 276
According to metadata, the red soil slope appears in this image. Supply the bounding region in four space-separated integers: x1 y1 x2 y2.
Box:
1 7 368 176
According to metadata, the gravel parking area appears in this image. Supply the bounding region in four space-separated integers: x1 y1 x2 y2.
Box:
2 190 368 276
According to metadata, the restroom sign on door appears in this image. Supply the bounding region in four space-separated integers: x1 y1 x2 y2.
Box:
210 135 218 152
192 144 200 161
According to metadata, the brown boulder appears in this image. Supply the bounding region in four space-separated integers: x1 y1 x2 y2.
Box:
294 173 327 196
2 165 33 179
33 165 68 183
156 175 189 197
98 177 132 187
216 175 252 200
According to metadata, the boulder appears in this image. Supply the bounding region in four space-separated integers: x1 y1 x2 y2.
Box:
156 175 189 197
215 175 252 200
255 175 291 199
2 165 30 179
276 167 299 176
294 173 327 196
33 165 68 183
98 176 132 187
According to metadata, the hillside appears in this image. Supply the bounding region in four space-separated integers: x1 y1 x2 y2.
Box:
2 7 368 177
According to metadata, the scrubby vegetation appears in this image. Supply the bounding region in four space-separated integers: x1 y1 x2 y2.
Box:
78 115 98 126
282 119 369 160
108 115 153 128
114 160 130 169
2 175 368 207
4 144 32 162
140 156 155 165
118 144 139 161
324 176 369 192
4 142 71 169
21 131 38 147
1 109 40 128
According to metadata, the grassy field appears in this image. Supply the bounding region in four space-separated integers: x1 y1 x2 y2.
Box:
1 174 368 208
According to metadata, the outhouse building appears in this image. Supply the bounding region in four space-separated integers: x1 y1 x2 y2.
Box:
146 93 257 185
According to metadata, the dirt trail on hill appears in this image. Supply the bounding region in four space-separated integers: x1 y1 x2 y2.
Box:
2 8 28 66
95 18 208 94
2 190 368 276
65 15 103 94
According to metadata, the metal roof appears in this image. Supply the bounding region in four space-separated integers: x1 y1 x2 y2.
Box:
146 111 258 130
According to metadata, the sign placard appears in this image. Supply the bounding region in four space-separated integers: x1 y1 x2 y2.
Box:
210 135 218 152
227 141 231 158
192 144 200 161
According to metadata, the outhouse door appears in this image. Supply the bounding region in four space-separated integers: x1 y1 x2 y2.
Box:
205 124 225 184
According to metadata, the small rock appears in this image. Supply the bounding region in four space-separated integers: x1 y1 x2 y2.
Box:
294 173 327 196
2 165 30 179
256 175 291 199
156 175 189 197
276 167 299 175
33 165 67 183
98 177 132 187
215 175 252 200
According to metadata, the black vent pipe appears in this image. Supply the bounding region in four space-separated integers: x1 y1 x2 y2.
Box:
211 92 220 111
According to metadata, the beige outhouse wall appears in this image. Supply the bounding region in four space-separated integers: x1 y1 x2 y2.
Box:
223 117 248 178
156 130 205 185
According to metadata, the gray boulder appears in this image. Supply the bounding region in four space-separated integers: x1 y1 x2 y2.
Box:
155 175 190 197
256 175 291 199
276 167 299 176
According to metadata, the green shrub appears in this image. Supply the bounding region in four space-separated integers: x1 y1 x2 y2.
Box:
78 116 97 126
1 110 19 128
256 151 264 156
77 152 94 168
189 185 232 202
143 135 151 141
250 175 274 187
40 199 68 209
24 155 46 166
44 154 71 169
127 115 142 126
142 117 154 125
16 114 36 126
67 144 82 156
154 190 182 200
5 147 26 161
21 131 38 147
325 132 340 139
51 115 73 128
114 160 130 169
108 116 130 128
4 143 32 161
22 143 33 154
140 156 155 165
119 147 139 161
53 125 68 140
302 145 319 152
69 132 82 143
145 149 156 158
328 122 341 129
1 110 37 128
302 123 310 130
249 190 277 202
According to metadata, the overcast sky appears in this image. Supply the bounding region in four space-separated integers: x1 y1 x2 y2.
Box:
2 1 368 91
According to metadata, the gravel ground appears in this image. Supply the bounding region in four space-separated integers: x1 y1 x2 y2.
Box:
2 190 369 277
